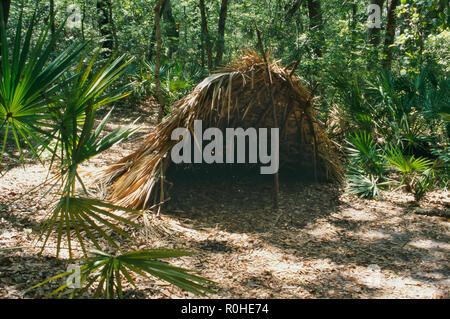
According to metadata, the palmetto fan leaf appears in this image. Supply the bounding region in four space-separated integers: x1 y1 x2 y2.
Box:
45 49 135 167
385 146 432 174
31 50 140 259
384 146 433 197
345 173 380 199
346 130 385 176
0 9 87 163
346 131 377 160
37 197 142 259
28 249 215 298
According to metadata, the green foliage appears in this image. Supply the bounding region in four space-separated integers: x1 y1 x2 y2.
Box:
47 51 135 169
0 10 87 163
34 51 142 258
346 131 385 176
430 147 450 188
38 197 142 259
345 131 388 199
344 128 443 200
128 58 206 109
345 171 383 199
28 249 215 298
384 146 434 199
385 146 432 176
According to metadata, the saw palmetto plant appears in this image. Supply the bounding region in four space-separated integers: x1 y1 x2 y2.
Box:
28 249 215 299
0 10 87 163
345 170 385 199
384 146 433 199
345 130 386 177
344 131 390 199
34 49 142 259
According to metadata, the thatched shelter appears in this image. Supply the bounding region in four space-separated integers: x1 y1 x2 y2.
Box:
104 50 342 209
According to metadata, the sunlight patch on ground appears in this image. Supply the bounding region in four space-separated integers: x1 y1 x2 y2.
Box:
339 208 380 221
408 239 450 251
351 230 393 241
303 221 342 240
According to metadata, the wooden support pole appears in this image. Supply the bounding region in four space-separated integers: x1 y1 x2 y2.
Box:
255 23 279 209
156 157 165 217
289 57 302 77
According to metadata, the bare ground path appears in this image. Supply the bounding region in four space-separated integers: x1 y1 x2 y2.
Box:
0 100 449 299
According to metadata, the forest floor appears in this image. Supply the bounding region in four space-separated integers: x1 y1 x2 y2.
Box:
0 99 449 299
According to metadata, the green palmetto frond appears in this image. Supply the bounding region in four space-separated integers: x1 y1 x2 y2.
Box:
28 249 215 298
346 130 385 176
346 131 377 160
384 146 433 197
44 48 136 170
34 51 140 258
37 197 142 259
0 9 87 163
345 169 386 199
384 146 432 174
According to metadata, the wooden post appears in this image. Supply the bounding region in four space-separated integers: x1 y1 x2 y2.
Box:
156 157 165 217
255 24 279 208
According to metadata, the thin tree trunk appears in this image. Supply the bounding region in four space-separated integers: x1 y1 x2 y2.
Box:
97 0 114 54
349 0 357 60
382 0 399 70
350 0 357 38
162 0 179 57
81 0 86 40
108 0 118 50
184 5 187 44
285 0 304 21
366 0 384 69
215 0 229 67
1 0 10 26
49 0 55 38
306 0 324 57
148 0 178 60
155 0 166 122
0 0 10 75
255 25 279 209
199 0 212 71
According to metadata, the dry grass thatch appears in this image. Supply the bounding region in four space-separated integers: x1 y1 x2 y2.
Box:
103 49 343 209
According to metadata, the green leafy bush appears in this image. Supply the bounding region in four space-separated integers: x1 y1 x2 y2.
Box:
384 146 433 200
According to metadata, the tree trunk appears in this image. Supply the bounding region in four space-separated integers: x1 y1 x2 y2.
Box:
148 0 178 59
155 0 166 122
215 0 229 67
306 0 324 57
81 1 86 40
1 0 10 26
382 0 399 70
108 0 118 50
285 0 304 21
97 0 114 54
0 0 10 75
349 0 357 59
162 0 179 57
199 0 213 71
49 0 55 38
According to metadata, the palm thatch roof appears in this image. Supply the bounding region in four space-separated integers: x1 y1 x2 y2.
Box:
104 50 343 209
